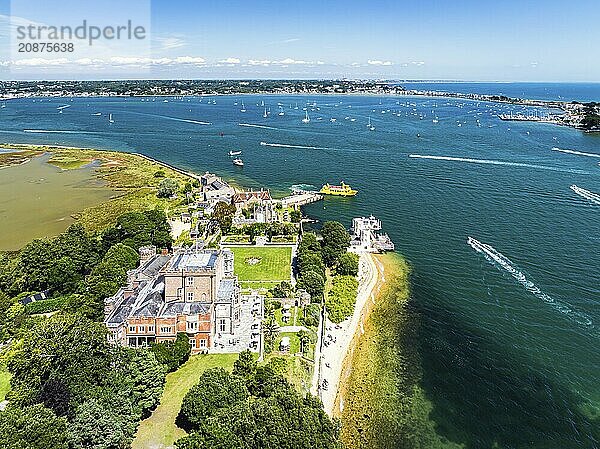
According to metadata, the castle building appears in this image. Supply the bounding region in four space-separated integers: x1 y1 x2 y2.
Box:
104 246 252 354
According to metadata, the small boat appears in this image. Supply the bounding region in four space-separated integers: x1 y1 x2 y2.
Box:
232 158 244 167
367 116 375 131
320 181 358 196
330 118 336 122
229 150 242 156
93 112 102 116
109 113 114 123
302 110 310 123
263 107 268 118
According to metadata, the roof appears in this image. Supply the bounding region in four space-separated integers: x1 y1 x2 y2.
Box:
138 255 170 279
130 290 164 318
167 251 218 271
216 278 237 303
232 190 272 203
160 301 211 317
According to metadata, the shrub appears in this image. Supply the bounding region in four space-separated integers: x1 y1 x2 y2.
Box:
325 275 358 323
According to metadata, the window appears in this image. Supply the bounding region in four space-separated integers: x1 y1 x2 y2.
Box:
128 325 135 333
187 321 198 332
219 319 226 333
189 338 197 348
199 339 207 348
201 293 207 301
186 276 194 287
148 325 154 333
177 288 183 298
139 325 145 333
160 326 172 334
234 310 240 321
187 292 194 302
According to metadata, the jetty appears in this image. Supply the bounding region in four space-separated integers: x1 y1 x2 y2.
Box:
280 190 323 208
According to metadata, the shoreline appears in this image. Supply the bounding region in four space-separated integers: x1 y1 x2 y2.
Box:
316 252 382 416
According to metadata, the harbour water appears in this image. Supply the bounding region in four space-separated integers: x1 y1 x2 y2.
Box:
0 84 599 448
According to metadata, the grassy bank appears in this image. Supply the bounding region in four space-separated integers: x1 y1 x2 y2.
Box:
0 144 193 234
132 354 237 449
338 253 461 449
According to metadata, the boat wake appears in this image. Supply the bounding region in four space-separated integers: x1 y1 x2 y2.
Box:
409 154 589 174
467 237 593 328
153 115 211 126
552 147 600 159
260 141 333 150
570 185 600 205
122 111 211 125
238 123 279 130
290 184 317 192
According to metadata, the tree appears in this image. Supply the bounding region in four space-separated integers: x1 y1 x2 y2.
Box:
211 201 237 234
320 221 350 267
271 281 292 298
157 178 179 198
68 400 129 449
175 354 341 449
261 316 280 352
0 404 68 449
297 330 312 354
7 313 112 415
52 223 100 276
299 232 320 253
297 270 325 300
335 252 359 276
150 332 191 372
232 350 257 379
177 368 249 431
290 208 301 223
298 251 325 277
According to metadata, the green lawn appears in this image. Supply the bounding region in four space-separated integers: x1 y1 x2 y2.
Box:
230 246 292 282
0 367 11 402
132 354 237 449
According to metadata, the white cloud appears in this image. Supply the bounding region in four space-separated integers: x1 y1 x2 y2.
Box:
14 58 70 66
3 55 206 68
248 59 271 66
367 60 393 66
247 58 320 66
219 57 241 64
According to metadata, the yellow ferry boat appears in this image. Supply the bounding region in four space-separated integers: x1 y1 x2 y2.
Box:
319 181 358 196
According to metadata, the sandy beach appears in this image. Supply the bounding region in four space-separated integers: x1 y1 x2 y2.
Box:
314 252 383 416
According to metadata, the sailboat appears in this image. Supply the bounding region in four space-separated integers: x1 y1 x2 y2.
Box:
109 113 114 124
302 110 310 123
240 101 246 113
263 107 268 118
367 116 375 131
278 106 284 116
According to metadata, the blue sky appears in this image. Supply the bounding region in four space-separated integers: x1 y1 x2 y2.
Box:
2 0 599 80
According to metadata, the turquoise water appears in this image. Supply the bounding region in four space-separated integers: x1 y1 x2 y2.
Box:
1 88 599 448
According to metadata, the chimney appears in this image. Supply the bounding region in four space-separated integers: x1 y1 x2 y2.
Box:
124 288 134 300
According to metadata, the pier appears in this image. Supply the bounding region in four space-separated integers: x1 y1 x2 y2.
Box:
280 190 323 208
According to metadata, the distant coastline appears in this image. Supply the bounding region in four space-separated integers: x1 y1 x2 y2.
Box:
2 80 598 132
